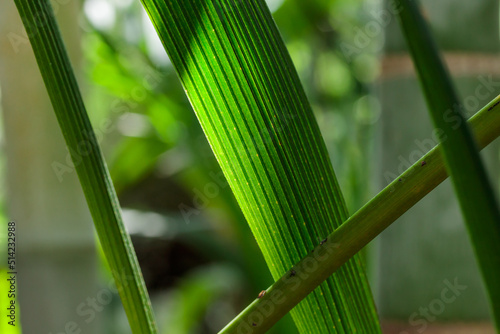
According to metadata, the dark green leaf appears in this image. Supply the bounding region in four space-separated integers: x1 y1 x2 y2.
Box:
395 0 500 328
12 1 158 333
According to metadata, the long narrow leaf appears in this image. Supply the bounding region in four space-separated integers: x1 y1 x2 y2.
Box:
12 1 158 333
220 95 500 333
139 0 380 333
395 0 500 328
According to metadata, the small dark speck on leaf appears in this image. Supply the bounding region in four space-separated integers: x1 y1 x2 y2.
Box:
488 101 500 111
421 161 427 166
289 270 296 277
252 323 257 327
258 290 266 299
398 178 402 182
320 238 328 245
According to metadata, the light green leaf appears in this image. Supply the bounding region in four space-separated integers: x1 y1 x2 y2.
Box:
139 0 380 333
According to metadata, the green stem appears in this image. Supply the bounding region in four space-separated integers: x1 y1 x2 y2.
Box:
219 95 500 333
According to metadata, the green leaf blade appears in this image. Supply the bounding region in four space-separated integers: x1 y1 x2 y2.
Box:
12 1 158 333
394 0 500 328
141 0 380 333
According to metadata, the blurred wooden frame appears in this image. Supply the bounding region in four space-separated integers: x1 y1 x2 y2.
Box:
381 53 500 79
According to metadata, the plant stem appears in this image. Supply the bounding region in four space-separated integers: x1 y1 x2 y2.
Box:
219 95 500 333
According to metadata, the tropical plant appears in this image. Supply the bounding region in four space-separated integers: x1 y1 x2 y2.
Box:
8 0 500 333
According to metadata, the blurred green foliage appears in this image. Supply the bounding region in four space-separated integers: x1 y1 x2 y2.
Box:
80 0 380 332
